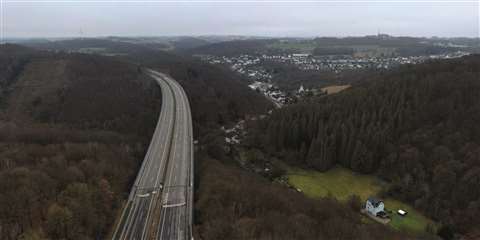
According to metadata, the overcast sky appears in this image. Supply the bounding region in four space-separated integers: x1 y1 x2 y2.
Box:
2 1 479 38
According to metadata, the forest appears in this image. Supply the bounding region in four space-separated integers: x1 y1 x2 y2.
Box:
0 43 273 239
21 38 273 133
5 40 478 239
113 42 273 134
0 44 164 239
247 55 480 238
193 130 411 240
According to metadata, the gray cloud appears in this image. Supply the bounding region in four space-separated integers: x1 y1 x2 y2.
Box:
3 1 479 38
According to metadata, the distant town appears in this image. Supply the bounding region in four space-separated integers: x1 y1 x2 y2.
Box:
198 51 470 107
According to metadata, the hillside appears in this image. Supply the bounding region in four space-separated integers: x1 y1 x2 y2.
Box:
187 39 275 56
0 44 161 240
0 44 50 104
0 43 275 239
172 36 211 50
186 36 478 57
119 47 274 134
21 38 157 55
194 157 409 240
248 55 480 237
21 39 273 134
1 42 418 240
2 45 161 137
168 62 273 133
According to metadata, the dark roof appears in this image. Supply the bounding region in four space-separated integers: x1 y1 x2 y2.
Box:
367 197 383 207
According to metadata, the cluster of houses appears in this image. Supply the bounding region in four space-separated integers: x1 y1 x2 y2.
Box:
204 55 273 82
221 120 245 145
221 113 269 146
198 51 469 76
198 50 470 111
248 81 289 108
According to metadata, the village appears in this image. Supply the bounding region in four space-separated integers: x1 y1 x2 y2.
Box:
198 51 469 108
199 50 469 76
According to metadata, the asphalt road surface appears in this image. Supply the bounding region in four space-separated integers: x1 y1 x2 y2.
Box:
112 70 193 240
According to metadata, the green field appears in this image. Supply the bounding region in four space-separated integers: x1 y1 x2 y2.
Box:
288 167 383 201
286 166 436 234
267 42 399 58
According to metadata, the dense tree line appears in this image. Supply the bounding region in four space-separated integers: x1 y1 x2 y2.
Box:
248 55 480 236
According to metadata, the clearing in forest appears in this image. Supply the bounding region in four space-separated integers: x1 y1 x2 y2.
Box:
321 84 351 95
287 166 436 234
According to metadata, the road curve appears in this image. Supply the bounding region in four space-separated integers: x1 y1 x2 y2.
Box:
112 69 193 240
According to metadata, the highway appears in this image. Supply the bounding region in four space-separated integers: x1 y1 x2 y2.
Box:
112 69 193 240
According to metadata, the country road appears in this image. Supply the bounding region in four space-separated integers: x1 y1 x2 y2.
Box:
112 70 193 240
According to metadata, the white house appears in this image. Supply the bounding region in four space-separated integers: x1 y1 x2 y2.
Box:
365 197 385 216
298 85 305 93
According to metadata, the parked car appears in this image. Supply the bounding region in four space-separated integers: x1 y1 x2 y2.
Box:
397 209 408 216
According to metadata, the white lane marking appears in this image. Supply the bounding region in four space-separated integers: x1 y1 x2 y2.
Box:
146 72 193 240
179 81 189 240
159 75 181 239
163 202 186 208
117 72 175 240
165 75 188 239
115 70 195 240
135 80 169 189
140 76 176 239
162 76 188 240
121 198 140 240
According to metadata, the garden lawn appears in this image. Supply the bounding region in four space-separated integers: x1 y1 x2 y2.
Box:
384 199 436 233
